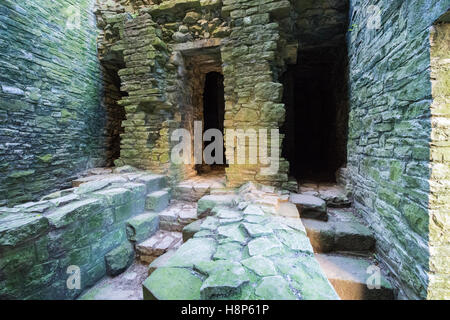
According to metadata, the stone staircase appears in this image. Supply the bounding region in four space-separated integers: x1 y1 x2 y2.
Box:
79 175 395 300
290 183 395 300
134 199 199 264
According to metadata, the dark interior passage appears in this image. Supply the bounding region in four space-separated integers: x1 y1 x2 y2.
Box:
199 71 225 172
203 72 225 134
281 48 349 182
103 62 127 167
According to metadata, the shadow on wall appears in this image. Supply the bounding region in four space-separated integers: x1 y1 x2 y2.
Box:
281 46 349 183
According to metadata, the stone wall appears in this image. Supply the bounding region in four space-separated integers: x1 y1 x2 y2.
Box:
429 17 450 300
221 0 294 190
346 0 449 299
0 169 165 299
97 0 297 190
0 0 110 206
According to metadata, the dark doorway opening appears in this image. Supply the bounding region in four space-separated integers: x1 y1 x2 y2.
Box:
198 71 226 174
281 48 349 182
102 62 127 167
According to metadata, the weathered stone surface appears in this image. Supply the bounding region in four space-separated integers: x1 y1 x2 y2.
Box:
197 194 237 216
213 242 243 262
126 212 159 243
302 219 335 253
241 256 277 277
147 250 177 276
143 267 203 300
143 191 338 300
46 199 103 228
138 175 166 194
183 219 204 242
197 260 249 299
243 204 265 216
217 223 247 244
242 223 273 237
165 238 217 268
0 168 169 299
146 190 170 212
247 237 283 257
290 194 327 221
334 221 375 252
316 254 394 300
255 276 297 300
275 256 340 300
76 180 111 195
94 188 132 207
105 242 135 277
0 215 49 248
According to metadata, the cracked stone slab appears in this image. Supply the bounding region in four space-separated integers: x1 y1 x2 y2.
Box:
247 237 283 256
242 223 273 237
255 276 297 300
195 260 249 299
217 223 247 244
143 267 203 300
241 256 277 276
213 241 243 261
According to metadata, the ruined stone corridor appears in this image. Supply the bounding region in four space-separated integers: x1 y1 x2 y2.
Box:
0 0 449 301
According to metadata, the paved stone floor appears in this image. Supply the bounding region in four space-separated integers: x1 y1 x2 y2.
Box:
143 183 340 300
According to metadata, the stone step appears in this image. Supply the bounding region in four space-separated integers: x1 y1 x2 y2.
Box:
172 174 227 202
316 253 395 300
158 201 198 232
289 193 328 221
126 211 159 243
135 230 183 264
145 190 170 212
182 218 204 242
147 249 177 276
138 174 167 194
298 182 352 208
302 208 375 253
197 193 238 217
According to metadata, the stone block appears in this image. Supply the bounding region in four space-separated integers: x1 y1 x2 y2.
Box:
146 191 170 212
289 194 327 221
138 174 166 194
46 198 105 229
182 219 204 242
126 212 159 243
197 194 237 216
143 267 202 300
93 188 132 207
105 242 135 277
197 260 249 299
316 254 394 300
114 201 137 223
0 214 49 248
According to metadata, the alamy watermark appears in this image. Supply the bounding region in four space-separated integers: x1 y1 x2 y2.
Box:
171 121 280 175
366 265 381 290
66 265 81 290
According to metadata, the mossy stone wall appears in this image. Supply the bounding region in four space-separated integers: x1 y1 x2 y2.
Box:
0 0 108 206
